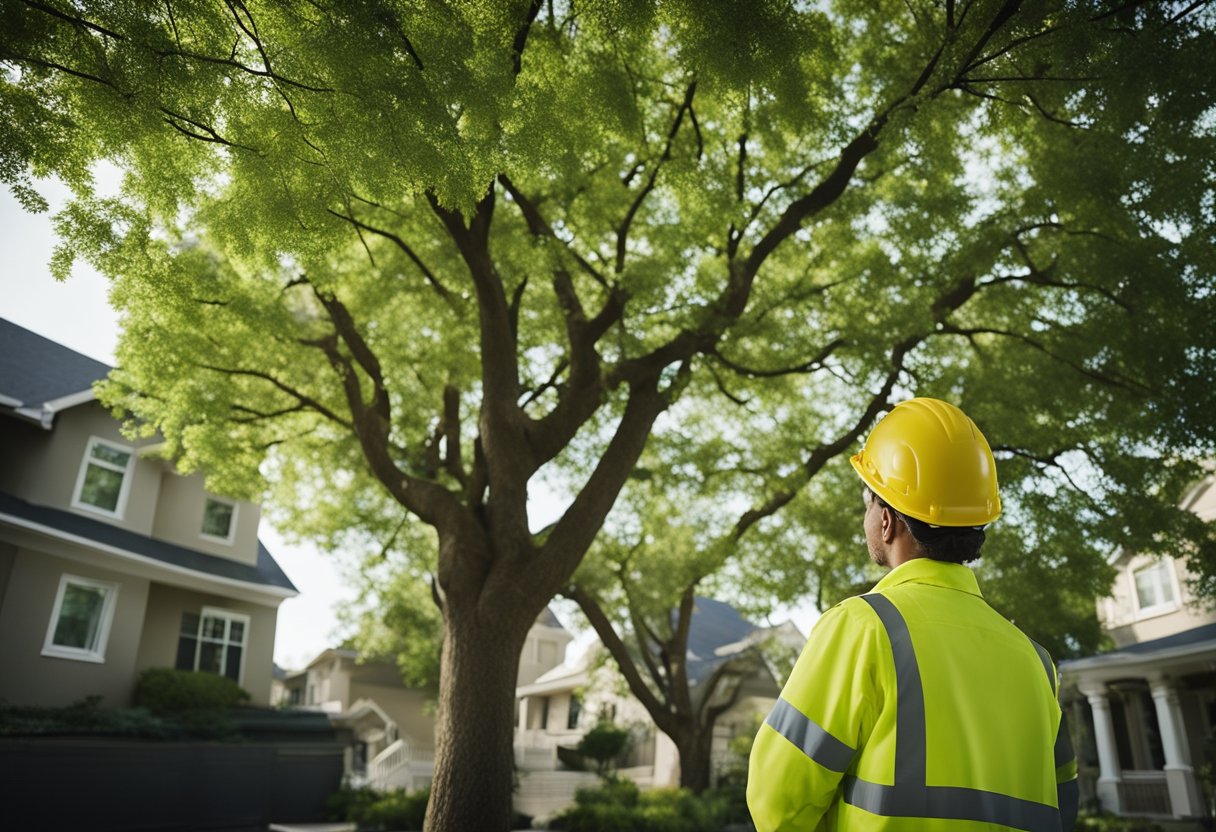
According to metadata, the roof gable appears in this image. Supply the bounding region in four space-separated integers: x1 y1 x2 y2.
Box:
0 319 110 423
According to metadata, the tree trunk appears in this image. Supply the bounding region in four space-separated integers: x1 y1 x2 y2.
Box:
676 727 715 794
423 603 530 832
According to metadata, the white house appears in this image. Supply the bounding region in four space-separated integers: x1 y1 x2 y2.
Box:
1060 474 1216 821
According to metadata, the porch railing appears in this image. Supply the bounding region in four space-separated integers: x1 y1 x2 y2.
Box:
1118 770 1171 816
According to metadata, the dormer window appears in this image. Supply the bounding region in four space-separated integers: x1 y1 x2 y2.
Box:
72 437 134 517
1133 559 1177 615
201 496 237 544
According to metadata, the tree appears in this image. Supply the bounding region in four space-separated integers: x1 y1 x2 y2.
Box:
3 2 1216 829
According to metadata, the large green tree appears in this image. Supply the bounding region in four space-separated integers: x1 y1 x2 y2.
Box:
4 1 1216 828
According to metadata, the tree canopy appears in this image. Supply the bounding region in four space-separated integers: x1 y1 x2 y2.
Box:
4 1 1216 828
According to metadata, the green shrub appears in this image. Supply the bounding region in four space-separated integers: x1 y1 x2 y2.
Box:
576 722 631 775
552 779 728 832
326 786 382 823
133 668 251 713
326 785 429 831
0 696 171 738
1074 813 1164 832
361 788 429 831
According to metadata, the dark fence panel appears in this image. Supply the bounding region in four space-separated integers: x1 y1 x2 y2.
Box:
0 736 346 831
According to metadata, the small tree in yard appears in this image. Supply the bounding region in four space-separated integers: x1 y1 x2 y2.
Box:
576 721 632 778
3 3 1215 830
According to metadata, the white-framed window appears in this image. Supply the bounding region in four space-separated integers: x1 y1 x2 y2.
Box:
174 606 249 683
1133 559 1178 615
72 436 135 518
42 574 120 663
200 496 238 544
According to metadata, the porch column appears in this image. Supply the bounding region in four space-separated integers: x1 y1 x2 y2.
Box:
1148 676 1205 817
1081 684 1123 814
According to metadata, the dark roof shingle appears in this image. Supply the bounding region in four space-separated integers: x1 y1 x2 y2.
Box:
0 318 111 409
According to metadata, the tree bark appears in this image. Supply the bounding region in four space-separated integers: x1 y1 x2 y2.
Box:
423 588 533 832
675 726 716 794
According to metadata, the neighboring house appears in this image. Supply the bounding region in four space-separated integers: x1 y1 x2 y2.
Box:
277 608 574 791
0 319 297 708
513 597 803 820
1060 474 1216 821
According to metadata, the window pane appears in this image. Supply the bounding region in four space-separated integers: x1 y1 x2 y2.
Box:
224 646 242 681
175 636 198 670
180 612 200 637
198 642 223 674
202 499 234 538
80 464 123 512
1135 562 1175 609
229 620 245 644
202 616 227 640
53 584 106 650
90 443 131 467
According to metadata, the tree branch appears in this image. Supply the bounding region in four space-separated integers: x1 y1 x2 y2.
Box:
325 208 458 305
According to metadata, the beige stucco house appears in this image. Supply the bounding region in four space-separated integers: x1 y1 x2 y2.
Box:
1060 474 1216 821
0 319 297 708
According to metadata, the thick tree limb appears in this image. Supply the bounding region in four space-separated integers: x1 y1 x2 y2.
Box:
564 585 677 733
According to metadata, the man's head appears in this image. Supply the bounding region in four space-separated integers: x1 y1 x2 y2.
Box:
852 398 999 566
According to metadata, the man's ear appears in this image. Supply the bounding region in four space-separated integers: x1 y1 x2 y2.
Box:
880 507 898 544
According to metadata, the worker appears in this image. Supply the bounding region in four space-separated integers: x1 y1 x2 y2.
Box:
747 397 1078 831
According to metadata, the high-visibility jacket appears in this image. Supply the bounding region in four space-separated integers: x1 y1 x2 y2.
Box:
748 558 1079 831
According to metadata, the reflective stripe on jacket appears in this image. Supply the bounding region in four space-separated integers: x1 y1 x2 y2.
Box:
747 558 1079 831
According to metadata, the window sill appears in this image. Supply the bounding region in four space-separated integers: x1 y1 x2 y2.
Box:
199 533 235 546
70 501 124 521
1134 602 1180 622
41 646 106 663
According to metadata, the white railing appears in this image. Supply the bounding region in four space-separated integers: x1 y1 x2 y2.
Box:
368 739 435 792
1118 770 1172 816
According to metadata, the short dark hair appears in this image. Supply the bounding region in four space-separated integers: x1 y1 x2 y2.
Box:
869 489 986 564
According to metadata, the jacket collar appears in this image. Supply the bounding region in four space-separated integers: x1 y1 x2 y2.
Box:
870 557 983 598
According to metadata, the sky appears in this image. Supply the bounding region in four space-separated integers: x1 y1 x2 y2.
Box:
0 175 820 672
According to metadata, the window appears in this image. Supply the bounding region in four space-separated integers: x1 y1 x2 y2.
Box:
201 497 237 543
73 437 134 517
175 607 249 683
567 694 582 730
541 696 550 730
538 639 558 667
1134 560 1177 613
42 574 119 662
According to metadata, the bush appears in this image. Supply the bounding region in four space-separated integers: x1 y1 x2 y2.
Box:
133 668 251 713
1074 813 1164 832
551 779 730 832
0 696 170 739
326 785 429 831
576 722 631 775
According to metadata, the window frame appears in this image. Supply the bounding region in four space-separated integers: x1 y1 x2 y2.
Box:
41 573 120 663
71 435 136 519
1131 559 1180 618
200 495 239 545
179 606 250 684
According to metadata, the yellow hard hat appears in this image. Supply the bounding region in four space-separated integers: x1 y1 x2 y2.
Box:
850 397 1001 526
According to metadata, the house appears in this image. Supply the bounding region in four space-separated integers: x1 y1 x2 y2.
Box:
1060 474 1216 821
276 607 574 791
0 319 297 708
512 596 803 819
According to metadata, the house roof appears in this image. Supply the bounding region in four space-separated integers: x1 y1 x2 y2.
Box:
0 490 297 595
683 596 764 687
0 319 110 425
535 606 565 630
1060 620 1216 678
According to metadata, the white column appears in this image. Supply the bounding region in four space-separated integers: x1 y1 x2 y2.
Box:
1081 684 1123 814
1148 676 1205 817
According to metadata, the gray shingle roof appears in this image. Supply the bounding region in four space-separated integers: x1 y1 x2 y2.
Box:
0 490 297 594
682 596 761 687
0 318 110 409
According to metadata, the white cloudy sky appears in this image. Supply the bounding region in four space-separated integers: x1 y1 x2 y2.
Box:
0 175 818 671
